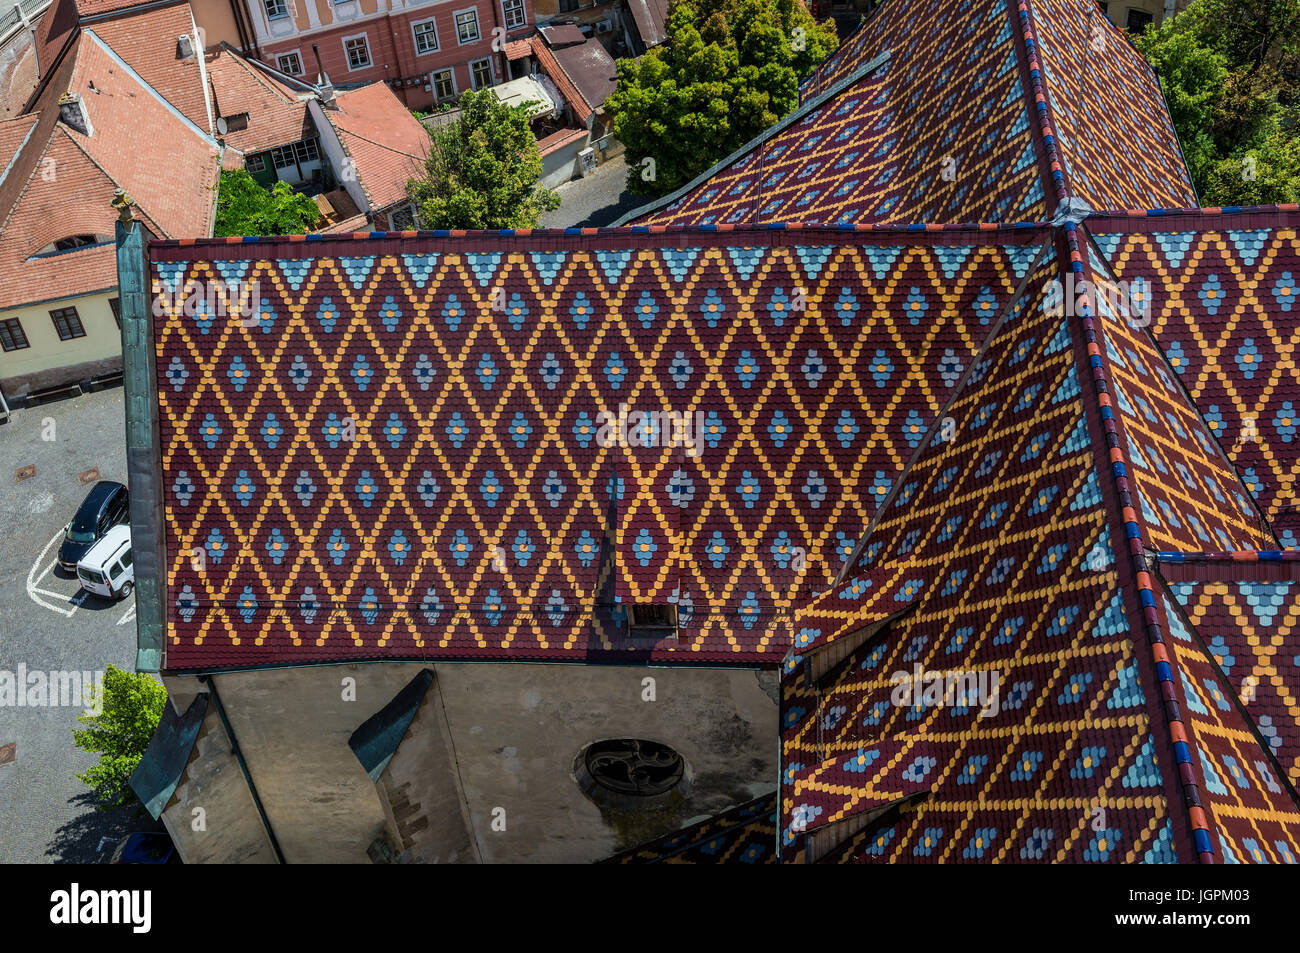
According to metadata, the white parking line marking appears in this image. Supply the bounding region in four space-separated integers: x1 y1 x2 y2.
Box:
117 602 136 626
27 530 79 617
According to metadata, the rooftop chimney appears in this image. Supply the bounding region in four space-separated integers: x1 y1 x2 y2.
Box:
58 92 93 137
177 34 195 59
312 44 336 107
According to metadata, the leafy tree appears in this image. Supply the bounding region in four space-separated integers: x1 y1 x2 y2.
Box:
1136 0 1300 204
72 665 168 812
406 88 560 229
214 168 322 237
606 0 839 197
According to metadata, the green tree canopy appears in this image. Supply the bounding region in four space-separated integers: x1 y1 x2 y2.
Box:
214 168 322 237
73 665 168 812
606 0 839 197
1136 0 1300 205
406 88 560 229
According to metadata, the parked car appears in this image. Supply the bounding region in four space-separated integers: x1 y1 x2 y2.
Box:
57 480 128 572
109 832 178 864
76 524 133 600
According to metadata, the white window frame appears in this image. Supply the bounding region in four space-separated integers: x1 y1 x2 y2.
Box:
263 0 289 21
430 67 457 101
453 7 481 45
276 50 304 75
411 18 440 55
469 56 494 90
342 33 372 71
501 0 527 29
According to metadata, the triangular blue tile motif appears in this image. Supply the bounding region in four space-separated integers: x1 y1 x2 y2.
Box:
276 258 313 291
933 245 972 279
1006 243 1042 278
402 253 439 288
530 251 567 285
1154 232 1196 270
662 248 700 282
597 248 634 284
1227 229 1268 268
727 246 764 282
1092 591 1128 638
465 252 502 287
337 257 374 290
156 261 188 294
796 245 835 280
864 246 904 280
214 259 251 286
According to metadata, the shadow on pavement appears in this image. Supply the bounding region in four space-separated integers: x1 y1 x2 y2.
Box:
46 791 162 863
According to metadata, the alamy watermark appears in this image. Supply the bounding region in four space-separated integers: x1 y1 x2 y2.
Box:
890 663 1002 718
1044 272 1151 326
0 666 104 715
595 404 707 458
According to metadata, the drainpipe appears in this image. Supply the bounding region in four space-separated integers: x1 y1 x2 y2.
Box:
201 673 287 863
489 0 506 85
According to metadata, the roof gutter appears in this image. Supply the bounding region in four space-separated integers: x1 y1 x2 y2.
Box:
113 197 167 673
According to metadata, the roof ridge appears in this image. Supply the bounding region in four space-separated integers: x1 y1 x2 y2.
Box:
1059 220 1216 862
1010 0 1071 208
614 50 892 227
1079 223 1279 545
52 124 171 237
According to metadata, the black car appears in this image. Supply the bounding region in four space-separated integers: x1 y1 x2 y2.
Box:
58 481 129 572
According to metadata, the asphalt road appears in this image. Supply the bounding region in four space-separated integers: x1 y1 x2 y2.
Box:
541 155 650 228
0 386 161 862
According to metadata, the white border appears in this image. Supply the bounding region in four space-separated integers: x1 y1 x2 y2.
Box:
410 17 440 55
453 6 481 45
342 31 373 71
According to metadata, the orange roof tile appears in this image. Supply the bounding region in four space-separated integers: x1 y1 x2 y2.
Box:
0 30 220 311
90 6 210 132
322 83 428 213
206 46 312 155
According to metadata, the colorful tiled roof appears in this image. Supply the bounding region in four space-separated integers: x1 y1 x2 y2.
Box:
625 0 1046 227
1158 554 1300 794
781 260 1199 862
149 225 1048 670
602 792 777 863
796 0 1194 216
1092 212 1300 541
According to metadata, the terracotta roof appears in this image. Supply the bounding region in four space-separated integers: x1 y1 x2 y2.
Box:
90 5 209 132
504 35 535 61
536 126 586 156
73 0 185 18
321 83 428 212
206 46 312 155
0 30 220 311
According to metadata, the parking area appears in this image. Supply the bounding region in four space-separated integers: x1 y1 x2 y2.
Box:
541 155 646 228
0 386 157 862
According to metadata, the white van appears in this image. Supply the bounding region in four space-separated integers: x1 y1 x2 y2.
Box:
76 524 134 600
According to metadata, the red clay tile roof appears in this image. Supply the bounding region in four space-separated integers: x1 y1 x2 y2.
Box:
0 30 220 311
89 6 210 132
321 83 428 212
536 126 586 156
73 0 185 18
206 46 312 155
504 36 534 60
